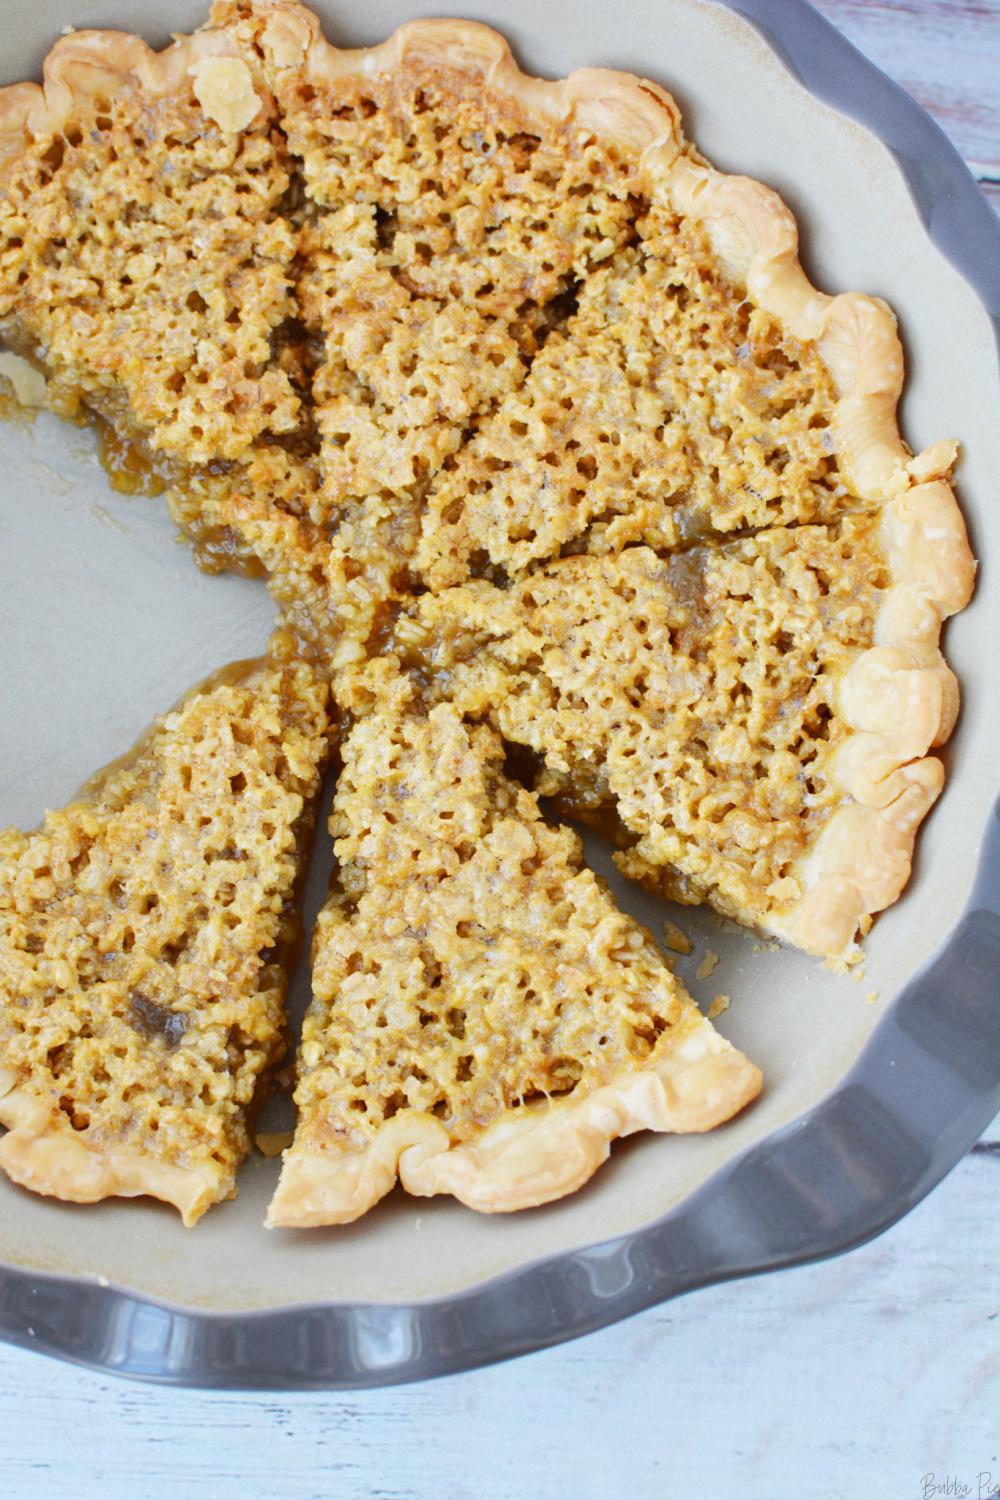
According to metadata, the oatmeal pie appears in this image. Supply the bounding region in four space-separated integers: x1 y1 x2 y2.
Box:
267 659 760 1227
0 0 974 973
0 658 330 1224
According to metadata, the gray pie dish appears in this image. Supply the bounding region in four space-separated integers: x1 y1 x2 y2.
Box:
0 0 997 1388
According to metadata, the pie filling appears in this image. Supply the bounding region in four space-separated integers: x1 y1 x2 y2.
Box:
0 1 975 1222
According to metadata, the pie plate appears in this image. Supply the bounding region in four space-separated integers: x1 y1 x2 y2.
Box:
0 0 998 1389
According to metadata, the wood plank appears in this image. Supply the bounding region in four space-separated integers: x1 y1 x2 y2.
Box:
811 0 1000 199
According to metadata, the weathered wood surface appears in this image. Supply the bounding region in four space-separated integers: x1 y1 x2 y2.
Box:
812 0 1000 210
0 3 997 1496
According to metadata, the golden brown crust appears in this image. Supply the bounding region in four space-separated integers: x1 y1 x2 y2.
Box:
254 5 683 158
660 161 974 953
0 24 261 163
0 1082 226 1227
267 1011 760 1226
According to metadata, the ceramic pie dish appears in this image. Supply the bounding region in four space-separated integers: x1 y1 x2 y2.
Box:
0 0 997 1388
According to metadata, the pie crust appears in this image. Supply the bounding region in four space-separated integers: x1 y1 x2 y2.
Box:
269 1014 759 1225
0 20 266 157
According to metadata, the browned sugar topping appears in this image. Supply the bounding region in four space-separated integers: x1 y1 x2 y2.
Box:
417 211 857 590
288 64 635 508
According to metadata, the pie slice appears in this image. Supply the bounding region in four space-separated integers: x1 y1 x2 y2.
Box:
266 660 760 1228
0 657 331 1225
0 14 305 466
415 207 860 591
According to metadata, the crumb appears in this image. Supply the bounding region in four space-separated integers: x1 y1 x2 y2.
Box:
696 949 719 980
275 1063 296 1090
824 944 866 975
706 912 742 935
865 990 878 1005
189 57 261 134
663 918 692 956
0 352 46 407
88 502 127 535
61 23 76 34
708 994 730 1019
255 1131 295 1159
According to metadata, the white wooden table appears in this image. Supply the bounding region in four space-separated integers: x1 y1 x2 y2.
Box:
2 4 998 1494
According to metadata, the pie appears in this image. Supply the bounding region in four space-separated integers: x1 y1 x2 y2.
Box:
0 658 330 1224
0 1 975 1224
